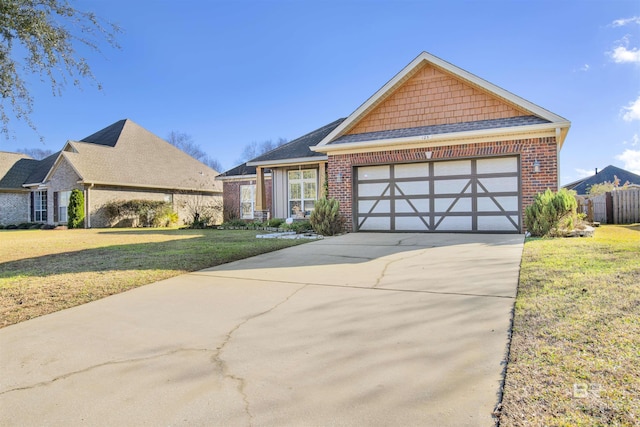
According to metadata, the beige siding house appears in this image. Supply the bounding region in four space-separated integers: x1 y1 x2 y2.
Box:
0 119 222 227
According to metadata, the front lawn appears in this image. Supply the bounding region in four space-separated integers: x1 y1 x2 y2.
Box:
499 225 640 426
0 228 309 328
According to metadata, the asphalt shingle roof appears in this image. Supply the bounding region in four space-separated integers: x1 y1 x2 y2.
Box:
329 116 550 145
0 152 39 189
24 152 60 185
218 163 258 178
564 165 640 195
249 118 346 163
63 119 221 192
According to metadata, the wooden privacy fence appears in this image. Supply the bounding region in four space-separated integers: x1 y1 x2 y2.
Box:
577 189 640 224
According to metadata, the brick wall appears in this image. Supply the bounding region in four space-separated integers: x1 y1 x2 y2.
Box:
0 193 30 225
348 64 527 135
328 137 558 232
47 158 82 224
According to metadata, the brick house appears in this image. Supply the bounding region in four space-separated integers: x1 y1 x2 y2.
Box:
224 51 571 233
0 119 222 227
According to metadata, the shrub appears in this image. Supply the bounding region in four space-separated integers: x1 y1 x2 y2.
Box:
282 220 313 234
309 198 344 236
222 219 247 228
524 188 579 237
68 189 85 229
6 224 18 230
104 200 177 227
17 223 31 229
266 218 284 228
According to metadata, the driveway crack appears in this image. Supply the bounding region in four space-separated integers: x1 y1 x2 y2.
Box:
211 284 307 426
0 347 214 396
372 249 429 288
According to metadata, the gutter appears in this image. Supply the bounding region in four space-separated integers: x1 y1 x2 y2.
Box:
247 156 328 168
312 122 570 154
78 180 222 194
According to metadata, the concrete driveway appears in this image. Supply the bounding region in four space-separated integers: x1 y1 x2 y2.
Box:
0 232 523 426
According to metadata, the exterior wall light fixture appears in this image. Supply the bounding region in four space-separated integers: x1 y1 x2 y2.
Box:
533 159 541 173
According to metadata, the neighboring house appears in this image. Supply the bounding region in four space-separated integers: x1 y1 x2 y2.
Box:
219 51 570 233
0 119 222 227
563 165 640 195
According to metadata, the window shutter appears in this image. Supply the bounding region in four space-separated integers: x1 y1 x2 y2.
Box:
30 192 35 222
53 192 59 223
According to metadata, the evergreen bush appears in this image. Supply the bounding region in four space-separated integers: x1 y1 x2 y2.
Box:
67 189 85 229
309 198 343 236
524 188 579 237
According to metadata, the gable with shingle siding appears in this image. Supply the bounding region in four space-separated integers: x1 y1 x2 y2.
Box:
346 63 528 135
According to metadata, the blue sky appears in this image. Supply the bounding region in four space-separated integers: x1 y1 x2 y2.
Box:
3 0 640 184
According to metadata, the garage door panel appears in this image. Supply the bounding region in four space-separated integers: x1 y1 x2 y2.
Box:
354 157 521 233
434 160 471 175
396 181 428 195
477 196 518 212
358 183 389 197
434 179 471 194
358 200 390 214
478 215 519 231
358 216 390 231
478 177 518 193
436 216 472 231
435 197 472 213
396 199 430 213
477 157 518 174
358 166 389 180
395 216 429 231
395 163 430 178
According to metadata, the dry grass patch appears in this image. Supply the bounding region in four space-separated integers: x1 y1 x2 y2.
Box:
0 228 308 327
499 225 640 426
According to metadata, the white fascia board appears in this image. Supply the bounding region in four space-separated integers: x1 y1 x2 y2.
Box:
247 156 328 167
215 173 272 181
317 51 569 147
312 122 567 154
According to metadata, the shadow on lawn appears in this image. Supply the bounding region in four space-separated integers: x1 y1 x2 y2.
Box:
0 232 305 279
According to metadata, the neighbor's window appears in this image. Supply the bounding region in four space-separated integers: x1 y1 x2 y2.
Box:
33 191 47 222
288 169 317 218
57 191 71 223
240 184 255 219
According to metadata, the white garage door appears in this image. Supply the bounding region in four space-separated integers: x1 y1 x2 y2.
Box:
355 157 521 233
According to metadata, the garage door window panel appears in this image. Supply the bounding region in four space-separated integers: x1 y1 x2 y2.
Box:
477 196 518 212
396 198 430 213
358 166 390 180
434 160 471 175
396 180 428 195
395 163 430 178
434 179 472 194
478 177 518 193
477 157 518 174
478 215 519 231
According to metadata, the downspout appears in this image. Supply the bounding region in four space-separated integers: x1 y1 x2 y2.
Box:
85 183 94 228
556 128 562 190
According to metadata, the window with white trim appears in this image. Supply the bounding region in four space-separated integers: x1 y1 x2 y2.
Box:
57 191 71 223
288 169 317 218
240 184 255 219
33 191 47 222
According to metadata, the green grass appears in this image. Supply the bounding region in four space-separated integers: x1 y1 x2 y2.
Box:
0 228 309 327
499 225 640 426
